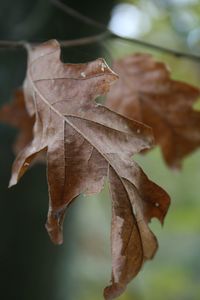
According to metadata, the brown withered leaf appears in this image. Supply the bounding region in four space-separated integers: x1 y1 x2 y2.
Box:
9 40 170 299
106 53 200 168
0 89 35 153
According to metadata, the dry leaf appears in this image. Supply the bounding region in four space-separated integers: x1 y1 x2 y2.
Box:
106 53 200 168
9 40 170 299
0 89 34 153
104 163 169 299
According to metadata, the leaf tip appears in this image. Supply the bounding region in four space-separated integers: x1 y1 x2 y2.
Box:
103 283 126 300
8 176 17 188
96 58 119 82
45 221 64 245
45 208 66 245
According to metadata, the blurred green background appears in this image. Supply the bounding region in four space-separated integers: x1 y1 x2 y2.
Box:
0 0 200 299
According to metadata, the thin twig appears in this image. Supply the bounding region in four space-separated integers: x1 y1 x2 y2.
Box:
1 0 200 62
0 40 28 49
52 0 200 63
0 32 109 50
60 31 109 47
109 33 200 62
51 0 106 31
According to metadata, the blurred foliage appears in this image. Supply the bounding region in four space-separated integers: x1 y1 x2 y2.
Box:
0 0 200 300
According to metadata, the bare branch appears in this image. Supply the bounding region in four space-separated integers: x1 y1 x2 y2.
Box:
52 0 200 63
1 0 200 63
51 0 106 31
0 32 109 50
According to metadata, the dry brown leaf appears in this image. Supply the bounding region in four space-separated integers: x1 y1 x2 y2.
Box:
0 89 35 153
9 40 170 299
106 53 200 168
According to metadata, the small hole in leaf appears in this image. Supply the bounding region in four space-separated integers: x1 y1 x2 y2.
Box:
95 95 106 105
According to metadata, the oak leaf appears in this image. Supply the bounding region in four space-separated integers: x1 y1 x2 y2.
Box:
106 53 200 168
9 40 170 299
0 89 34 154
